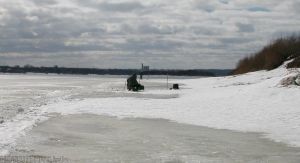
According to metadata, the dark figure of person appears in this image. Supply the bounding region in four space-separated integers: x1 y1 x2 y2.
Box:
127 74 144 91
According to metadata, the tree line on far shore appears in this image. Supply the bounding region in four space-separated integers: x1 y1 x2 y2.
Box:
0 65 226 77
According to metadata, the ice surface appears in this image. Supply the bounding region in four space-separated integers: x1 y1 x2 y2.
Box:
12 114 300 163
1 67 300 155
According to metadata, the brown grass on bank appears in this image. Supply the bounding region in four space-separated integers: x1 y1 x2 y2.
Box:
231 35 300 75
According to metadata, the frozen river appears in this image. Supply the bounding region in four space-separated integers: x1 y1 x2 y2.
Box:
0 73 190 157
1 73 300 162
0 73 178 122
12 114 300 163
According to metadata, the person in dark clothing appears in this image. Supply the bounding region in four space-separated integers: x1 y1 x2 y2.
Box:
127 74 144 91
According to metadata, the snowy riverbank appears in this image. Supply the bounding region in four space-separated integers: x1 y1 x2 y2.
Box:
46 67 300 147
1 66 300 155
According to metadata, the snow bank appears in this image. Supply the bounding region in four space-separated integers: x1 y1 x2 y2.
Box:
1 67 300 155
46 67 300 147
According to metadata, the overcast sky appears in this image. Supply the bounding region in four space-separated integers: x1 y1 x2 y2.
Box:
0 0 299 69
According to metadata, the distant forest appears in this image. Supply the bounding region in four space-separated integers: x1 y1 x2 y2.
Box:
0 65 231 77
232 35 300 75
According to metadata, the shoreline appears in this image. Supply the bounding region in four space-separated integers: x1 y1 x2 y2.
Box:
1 68 300 161
11 113 300 163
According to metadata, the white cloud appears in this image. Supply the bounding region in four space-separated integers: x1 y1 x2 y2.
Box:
0 0 299 69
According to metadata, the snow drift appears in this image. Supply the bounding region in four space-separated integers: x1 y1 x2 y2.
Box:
1 66 300 155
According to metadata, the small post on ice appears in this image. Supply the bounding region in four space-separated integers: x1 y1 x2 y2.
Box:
167 72 169 89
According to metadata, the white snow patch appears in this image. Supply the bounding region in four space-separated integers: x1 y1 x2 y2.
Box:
46 67 300 147
1 67 300 155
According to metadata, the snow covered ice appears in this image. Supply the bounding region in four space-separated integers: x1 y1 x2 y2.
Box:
0 66 300 156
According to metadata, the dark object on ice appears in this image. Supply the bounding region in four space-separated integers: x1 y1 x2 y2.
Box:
127 74 144 91
295 75 300 86
280 75 300 86
17 108 24 113
0 120 4 124
173 84 179 89
140 73 143 80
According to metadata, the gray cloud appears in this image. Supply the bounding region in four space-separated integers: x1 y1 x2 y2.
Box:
31 0 57 6
247 6 270 12
98 1 145 12
236 23 255 33
194 0 222 13
76 0 145 12
0 0 299 69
